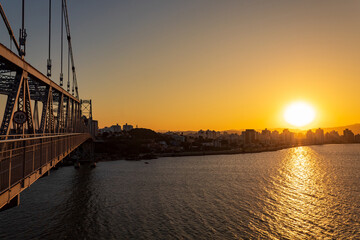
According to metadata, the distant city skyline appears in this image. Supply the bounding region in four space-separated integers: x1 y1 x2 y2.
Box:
98 124 360 154
2 1 360 130
100 122 360 136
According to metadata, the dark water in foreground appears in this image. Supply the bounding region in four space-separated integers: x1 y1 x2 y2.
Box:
1 144 360 239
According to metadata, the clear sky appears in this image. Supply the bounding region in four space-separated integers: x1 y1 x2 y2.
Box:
1 0 360 131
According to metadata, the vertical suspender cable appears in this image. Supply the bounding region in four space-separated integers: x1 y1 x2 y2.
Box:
60 1 63 86
47 0 52 77
22 0 24 33
72 70 74 95
67 47 70 92
19 0 26 58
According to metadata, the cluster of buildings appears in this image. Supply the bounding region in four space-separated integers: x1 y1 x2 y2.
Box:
305 128 358 144
97 124 360 154
188 128 360 148
96 125 360 158
99 123 134 134
163 128 360 150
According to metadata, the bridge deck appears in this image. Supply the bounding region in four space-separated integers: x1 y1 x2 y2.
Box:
0 133 90 209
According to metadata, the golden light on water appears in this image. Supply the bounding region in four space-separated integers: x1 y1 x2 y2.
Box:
286 147 315 192
284 102 316 127
260 147 342 238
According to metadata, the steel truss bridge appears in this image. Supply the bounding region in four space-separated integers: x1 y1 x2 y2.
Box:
0 1 94 210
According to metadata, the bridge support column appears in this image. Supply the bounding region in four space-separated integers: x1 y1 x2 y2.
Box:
0 194 20 212
75 139 95 168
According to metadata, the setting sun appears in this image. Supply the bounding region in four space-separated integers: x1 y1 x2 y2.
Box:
284 102 316 127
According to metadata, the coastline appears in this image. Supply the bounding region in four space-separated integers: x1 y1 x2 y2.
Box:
95 142 360 162
95 144 294 162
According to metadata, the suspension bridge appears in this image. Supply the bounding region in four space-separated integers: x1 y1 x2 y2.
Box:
0 1 95 210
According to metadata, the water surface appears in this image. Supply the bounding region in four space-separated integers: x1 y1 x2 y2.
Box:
1 144 359 239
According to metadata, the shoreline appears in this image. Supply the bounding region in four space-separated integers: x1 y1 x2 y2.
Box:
95 144 294 162
95 142 360 162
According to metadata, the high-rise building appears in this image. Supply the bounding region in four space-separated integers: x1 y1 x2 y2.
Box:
315 128 324 144
306 130 315 144
282 129 294 144
325 130 340 143
92 120 99 136
243 129 256 145
260 128 271 145
343 129 355 143
271 130 280 144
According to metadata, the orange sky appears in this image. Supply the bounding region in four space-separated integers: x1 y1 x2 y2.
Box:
2 1 360 131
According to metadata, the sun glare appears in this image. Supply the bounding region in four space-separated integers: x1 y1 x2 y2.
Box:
284 102 316 127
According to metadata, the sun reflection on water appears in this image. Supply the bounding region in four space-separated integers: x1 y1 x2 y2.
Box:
249 146 353 239
285 147 317 194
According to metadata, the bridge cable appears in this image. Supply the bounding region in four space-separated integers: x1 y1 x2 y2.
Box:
67 46 70 92
47 0 52 77
19 0 26 58
0 2 21 55
62 0 79 98
60 1 63 87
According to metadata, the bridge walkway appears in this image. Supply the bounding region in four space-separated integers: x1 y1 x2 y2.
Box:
0 133 90 210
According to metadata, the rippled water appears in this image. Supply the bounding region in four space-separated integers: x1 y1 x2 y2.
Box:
1 144 360 239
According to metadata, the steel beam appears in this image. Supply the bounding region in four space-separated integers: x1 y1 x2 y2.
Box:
0 43 79 103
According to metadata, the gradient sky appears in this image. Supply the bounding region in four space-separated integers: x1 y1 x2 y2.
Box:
1 0 360 131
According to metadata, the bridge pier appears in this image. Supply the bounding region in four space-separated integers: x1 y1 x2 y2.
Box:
82 139 95 161
73 139 96 168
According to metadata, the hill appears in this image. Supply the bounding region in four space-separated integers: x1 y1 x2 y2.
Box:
318 123 360 135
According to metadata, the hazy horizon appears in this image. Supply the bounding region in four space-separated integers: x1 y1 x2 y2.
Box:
124 122 360 134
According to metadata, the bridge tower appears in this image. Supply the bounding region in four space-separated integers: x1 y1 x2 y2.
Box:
78 99 95 166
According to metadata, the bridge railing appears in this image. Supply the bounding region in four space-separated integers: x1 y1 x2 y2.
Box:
0 133 89 194
0 133 78 141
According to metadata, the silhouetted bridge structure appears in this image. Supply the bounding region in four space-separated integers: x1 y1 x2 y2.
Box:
0 2 94 210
